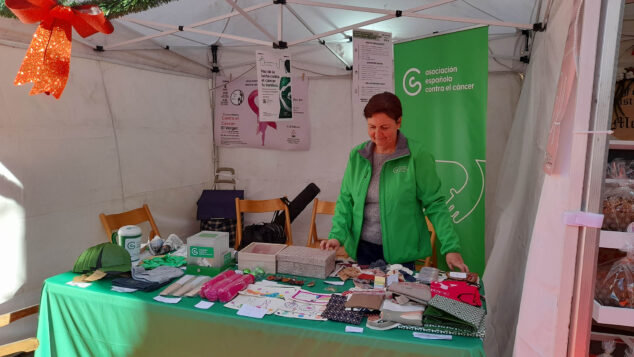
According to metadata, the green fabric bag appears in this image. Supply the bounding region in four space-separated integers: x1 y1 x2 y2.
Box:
72 243 131 274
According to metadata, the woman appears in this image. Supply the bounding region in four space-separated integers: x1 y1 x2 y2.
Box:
320 92 469 272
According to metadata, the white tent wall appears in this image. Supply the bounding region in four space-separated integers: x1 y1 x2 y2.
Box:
0 45 214 344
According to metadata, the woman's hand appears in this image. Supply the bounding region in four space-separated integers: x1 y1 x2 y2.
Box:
320 239 341 251
446 252 469 272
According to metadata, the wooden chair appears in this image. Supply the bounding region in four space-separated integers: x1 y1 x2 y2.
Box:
99 204 160 242
306 198 348 258
0 305 39 356
234 197 293 250
416 217 438 269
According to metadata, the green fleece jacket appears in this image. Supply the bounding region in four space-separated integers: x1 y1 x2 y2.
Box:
329 132 461 263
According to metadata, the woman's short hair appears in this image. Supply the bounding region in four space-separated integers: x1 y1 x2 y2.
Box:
363 92 402 121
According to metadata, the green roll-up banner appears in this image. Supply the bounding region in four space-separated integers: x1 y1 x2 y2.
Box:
395 27 487 275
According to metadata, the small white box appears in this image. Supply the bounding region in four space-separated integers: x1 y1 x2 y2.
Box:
187 231 230 268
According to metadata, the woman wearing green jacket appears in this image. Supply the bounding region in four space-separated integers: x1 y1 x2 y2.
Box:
320 92 468 272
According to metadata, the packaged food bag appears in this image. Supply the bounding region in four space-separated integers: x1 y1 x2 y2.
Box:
595 243 634 308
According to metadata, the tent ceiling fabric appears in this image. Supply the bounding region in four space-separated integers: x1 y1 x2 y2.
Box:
114 0 537 47
0 0 538 75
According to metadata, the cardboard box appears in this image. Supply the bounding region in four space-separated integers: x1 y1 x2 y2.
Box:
276 246 335 279
186 231 230 268
237 242 287 274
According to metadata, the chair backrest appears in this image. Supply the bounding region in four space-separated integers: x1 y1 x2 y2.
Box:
99 204 160 242
0 305 39 355
307 198 336 248
234 197 293 249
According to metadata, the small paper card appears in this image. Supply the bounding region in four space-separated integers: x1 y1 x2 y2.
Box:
386 274 399 287
194 301 214 310
66 281 92 288
449 272 467 279
324 280 344 286
153 296 182 304
345 326 364 333
237 304 266 319
413 332 452 340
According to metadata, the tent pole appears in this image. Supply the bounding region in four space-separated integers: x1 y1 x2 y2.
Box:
184 28 270 46
278 4 283 43
404 13 533 30
104 2 271 51
288 14 394 46
287 0 531 31
104 29 179 50
210 46 219 184
285 3 350 69
119 19 270 46
567 0 625 355
286 0 453 15
189 3 271 28
287 0 463 47
224 0 276 42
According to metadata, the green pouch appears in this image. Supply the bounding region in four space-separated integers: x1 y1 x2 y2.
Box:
423 295 485 332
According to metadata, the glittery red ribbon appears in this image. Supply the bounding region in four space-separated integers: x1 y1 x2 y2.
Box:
6 0 114 98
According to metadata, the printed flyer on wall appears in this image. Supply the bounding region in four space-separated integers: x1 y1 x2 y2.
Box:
214 76 309 151
256 50 293 122
352 29 393 119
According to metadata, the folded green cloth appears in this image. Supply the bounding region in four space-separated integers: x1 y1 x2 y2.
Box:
141 254 186 269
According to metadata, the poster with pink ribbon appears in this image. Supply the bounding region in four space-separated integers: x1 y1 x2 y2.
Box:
214 76 310 150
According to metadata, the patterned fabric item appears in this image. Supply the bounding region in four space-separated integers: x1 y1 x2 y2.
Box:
397 321 486 339
321 295 364 325
430 281 482 307
200 218 240 248
423 295 485 332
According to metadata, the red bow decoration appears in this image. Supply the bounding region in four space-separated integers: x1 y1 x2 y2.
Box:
6 0 114 98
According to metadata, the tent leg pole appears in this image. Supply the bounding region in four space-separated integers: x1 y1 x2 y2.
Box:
567 0 624 355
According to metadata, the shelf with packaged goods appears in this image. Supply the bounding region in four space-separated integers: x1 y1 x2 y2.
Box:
593 300 634 327
599 230 634 249
609 140 634 150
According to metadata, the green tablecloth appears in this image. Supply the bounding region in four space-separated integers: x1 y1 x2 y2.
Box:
35 272 485 357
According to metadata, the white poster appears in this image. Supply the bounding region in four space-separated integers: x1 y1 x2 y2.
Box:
214 76 309 150
352 29 394 119
256 50 292 122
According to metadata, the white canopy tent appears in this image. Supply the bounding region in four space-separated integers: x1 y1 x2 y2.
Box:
1 0 611 356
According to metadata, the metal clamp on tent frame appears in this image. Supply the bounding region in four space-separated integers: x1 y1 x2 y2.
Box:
211 45 220 73
563 211 604 229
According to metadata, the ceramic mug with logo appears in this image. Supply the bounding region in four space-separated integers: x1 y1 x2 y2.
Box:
111 225 142 262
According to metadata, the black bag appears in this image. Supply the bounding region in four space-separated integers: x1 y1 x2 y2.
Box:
273 183 320 226
240 221 286 249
